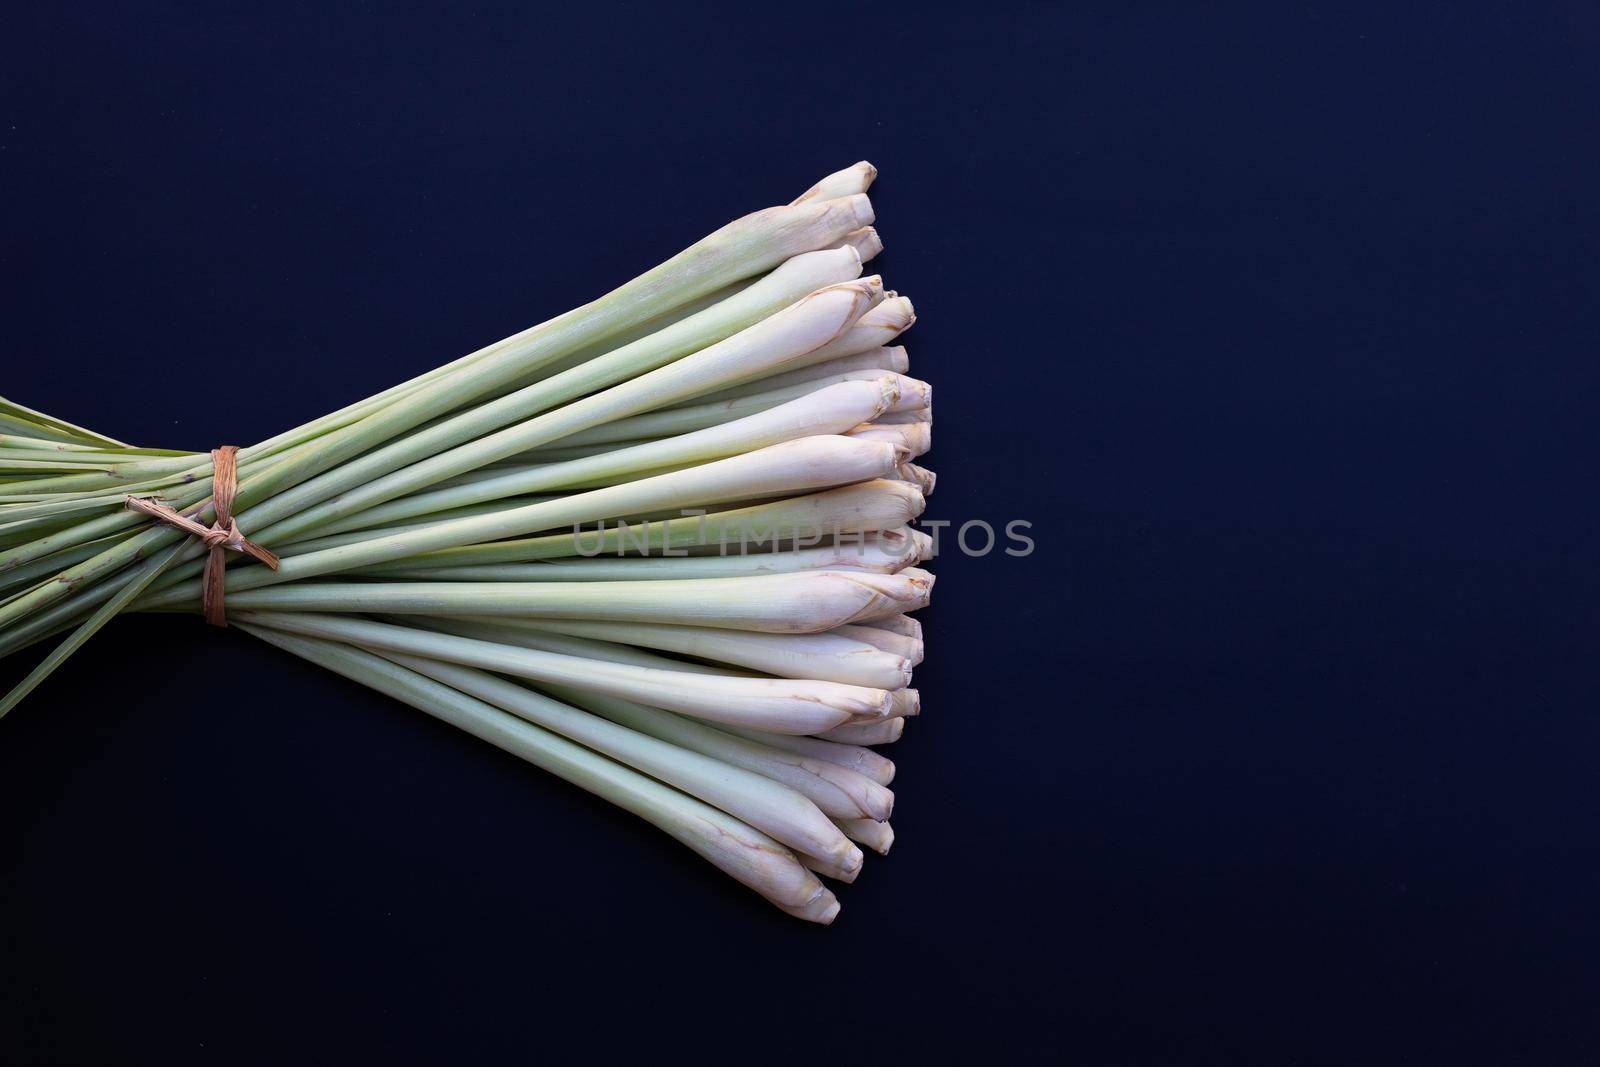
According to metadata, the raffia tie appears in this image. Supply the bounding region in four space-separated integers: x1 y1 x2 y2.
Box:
125 446 280 628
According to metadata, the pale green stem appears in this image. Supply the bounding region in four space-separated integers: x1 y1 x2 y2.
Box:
239 624 837 922
360 531 924 582
531 371 926 450
236 611 888 734
416 616 904 792
510 617 913 688
539 684 893 822
170 569 929 635
380 650 856 866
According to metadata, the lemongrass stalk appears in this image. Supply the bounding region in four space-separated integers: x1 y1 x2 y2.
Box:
875 404 933 425
0 513 86 548
889 689 921 717
0 432 174 453
306 375 902 538
267 520 483 559
849 421 931 459
493 276 753 385
791 161 878 205
380 651 858 867
817 718 905 745
464 439 637 464
239 624 837 921
774 295 914 371
0 583 104 657
834 817 895 856
0 492 152 524
827 227 883 262
135 436 905 608
515 618 913 689
0 433 94 452
0 396 130 448
537 371 928 450
0 540 188 717
798 852 859 884
265 503 558 559
237 254 875 546
346 479 924 577
860 613 924 640
0 538 128 599
0 413 84 445
195 569 931 635
272 496 561 546
0 416 67 446
721 725 896 787
0 442 193 463
832 623 924 666
0 453 131 472
587 295 912 420
660 346 910 409
366 527 925 583
236 611 890 734
542 684 894 822
894 462 937 495
459 621 900 793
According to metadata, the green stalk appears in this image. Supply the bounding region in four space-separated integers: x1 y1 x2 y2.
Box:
383 611 904 791
703 294 914 398
236 611 889 734
538 371 927 451
539 684 894 822
658 345 909 409
348 479 925 574
504 617 912 689
0 538 122 599
360 531 925 582
239 624 838 922
0 396 131 448
380 651 858 868
0 541 185 718
170 569 930 635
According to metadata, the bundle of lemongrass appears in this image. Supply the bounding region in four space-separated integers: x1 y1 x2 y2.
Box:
0 162 930 923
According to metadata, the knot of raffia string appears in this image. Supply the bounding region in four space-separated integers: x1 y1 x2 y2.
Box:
124 446 280 628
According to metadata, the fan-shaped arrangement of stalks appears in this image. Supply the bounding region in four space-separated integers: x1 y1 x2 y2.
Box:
0 163 932 923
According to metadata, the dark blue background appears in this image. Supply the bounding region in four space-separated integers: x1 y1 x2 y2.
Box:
4 3 1598 1063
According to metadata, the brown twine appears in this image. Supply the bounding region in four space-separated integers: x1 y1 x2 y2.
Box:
125 446 280 628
